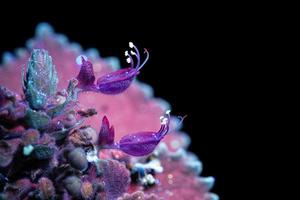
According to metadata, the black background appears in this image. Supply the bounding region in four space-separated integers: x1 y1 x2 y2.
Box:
0 3 253 199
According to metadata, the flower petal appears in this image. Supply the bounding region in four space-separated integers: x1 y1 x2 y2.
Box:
96 68 138 94
76 56 96 90
119 131 161 156
98 116 115 146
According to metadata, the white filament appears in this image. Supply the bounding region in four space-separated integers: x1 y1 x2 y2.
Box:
161 117 169 125
130 50 136 56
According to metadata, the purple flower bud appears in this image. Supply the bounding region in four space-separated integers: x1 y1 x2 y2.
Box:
75 42 149 95
76 57 95 90
98 116 114 146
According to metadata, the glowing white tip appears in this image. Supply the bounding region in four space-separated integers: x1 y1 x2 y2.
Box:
130 50 136 56
166 110 171 115
126 58 131 63
76 55 88 65
161 117 169 125
129 42 134 48
125 51 129 56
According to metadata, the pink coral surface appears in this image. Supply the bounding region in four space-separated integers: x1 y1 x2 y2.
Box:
0 23 218 200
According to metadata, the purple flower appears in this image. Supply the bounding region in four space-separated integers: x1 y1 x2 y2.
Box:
99 110 171 156
76 42 149 94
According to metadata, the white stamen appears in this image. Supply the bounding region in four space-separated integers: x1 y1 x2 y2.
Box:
166 110 171 115
161 117 168 125
129 42 134 48
126 58 131 63
76 55 88 65
125 51 129 56
130 50 136 56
